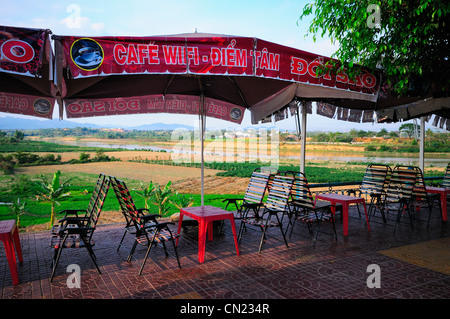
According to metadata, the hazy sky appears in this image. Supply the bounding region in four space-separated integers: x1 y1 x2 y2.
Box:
1 0 410 132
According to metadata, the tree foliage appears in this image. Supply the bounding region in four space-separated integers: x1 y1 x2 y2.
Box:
399 123 417 138
300 0 449 95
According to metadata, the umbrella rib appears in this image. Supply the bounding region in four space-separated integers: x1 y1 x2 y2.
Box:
163 74 176 96
227 76 248 108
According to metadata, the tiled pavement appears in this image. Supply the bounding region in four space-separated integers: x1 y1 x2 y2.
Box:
1 204 448 311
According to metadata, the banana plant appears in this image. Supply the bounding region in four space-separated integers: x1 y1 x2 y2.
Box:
35 170 72 226
149 181 174 217
135 181 153 209
170 191 194 210
9 198 27 228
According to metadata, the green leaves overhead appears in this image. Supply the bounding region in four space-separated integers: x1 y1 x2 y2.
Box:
300 0 450 95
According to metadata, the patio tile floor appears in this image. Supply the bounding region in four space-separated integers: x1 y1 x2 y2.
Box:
1 204 448 310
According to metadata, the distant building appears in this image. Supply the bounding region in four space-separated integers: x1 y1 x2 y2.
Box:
100 128 125 132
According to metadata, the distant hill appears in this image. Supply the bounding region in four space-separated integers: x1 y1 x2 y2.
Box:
130 123 194 130
0 117 194 131
0 116 100 130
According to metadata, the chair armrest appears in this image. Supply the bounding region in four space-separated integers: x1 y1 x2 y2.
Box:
154 221 175 228
369 192 383 198
222 198 242 204
58 216 89 225
144 221 175 231
136 209 162 219
140 213 162 222
57 209 87 218
222 198 243 211
58 225 93 235
427 193 441 200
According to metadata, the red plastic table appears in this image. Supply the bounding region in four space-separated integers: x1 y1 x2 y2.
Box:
425 186 449 222
176 205 239 263
0 220 23 285
315 193 370 236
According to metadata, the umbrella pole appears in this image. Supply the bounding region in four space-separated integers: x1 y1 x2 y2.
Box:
300 103 307 174
200 93 205 206
419 116 425 172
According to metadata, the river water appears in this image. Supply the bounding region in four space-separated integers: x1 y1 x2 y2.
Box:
46 139 449 167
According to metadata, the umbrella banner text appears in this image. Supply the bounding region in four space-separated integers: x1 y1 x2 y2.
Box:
65 94 245 124
61 35 380 96
0 92 55 119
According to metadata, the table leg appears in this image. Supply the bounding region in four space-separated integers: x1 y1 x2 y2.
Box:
330 201 336 215
12 226 23 263
207 221 214 241
198 219 207 263
326 200 337 219
229 217 240 256
440 194 448 222
2 237 19 285
362 202 371 232
175 213 184 246
343 203 349 236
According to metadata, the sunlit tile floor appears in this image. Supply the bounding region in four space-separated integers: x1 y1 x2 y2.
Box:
1 205 448 302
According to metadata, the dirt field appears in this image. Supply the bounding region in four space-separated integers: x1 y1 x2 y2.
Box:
13 141 446 232
15 153 250 232
27 147 252 193
18 161 211 187
45 150 173 162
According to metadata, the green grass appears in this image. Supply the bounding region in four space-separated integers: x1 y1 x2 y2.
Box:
0 190 242 228
0 140 117 153
0 162 444 229
130 159 370 183
0 170 243 228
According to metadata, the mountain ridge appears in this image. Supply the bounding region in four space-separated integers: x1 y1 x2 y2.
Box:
0 116 194 131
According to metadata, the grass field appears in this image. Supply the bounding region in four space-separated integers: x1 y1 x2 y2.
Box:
0 149 250 231
0 138 447 232
14 161 222 189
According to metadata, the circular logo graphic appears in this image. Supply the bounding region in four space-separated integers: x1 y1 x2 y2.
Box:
33 98 51 115
1 39 35 63
70 38 104 71
230 107 243 121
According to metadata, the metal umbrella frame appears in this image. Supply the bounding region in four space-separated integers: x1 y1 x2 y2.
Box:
51 32 386 204
2 27 446 203
0 25 56 119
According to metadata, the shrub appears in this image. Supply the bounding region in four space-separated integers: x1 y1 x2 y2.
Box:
0 154 15 174
79 152 91 162
364 145 377 152
378 145 392 152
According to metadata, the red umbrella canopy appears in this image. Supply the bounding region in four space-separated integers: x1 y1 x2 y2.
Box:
0 25 55 119
54 32 381 124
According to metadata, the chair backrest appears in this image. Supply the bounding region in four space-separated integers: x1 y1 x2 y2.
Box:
109 176 142 229
243 169 271 205
384 165 418 203
264 174 294 212
359 164 392 198
285 171 315 210
262 167 278 192
443 163 450 189
406 165 429 201
85 173 110 240
85 173 109 217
